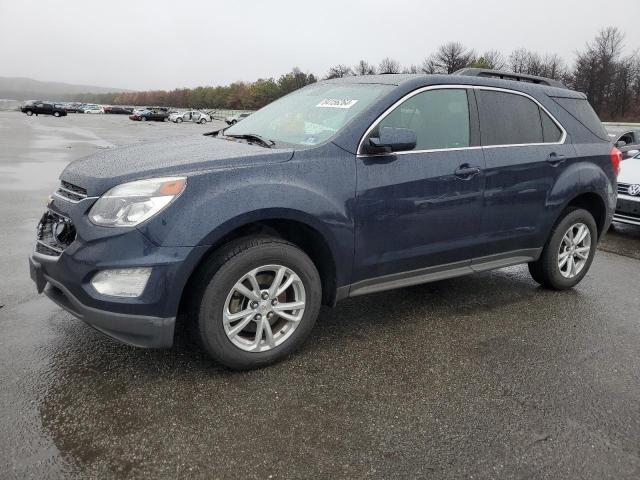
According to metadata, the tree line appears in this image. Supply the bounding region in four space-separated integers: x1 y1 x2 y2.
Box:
76 27 640 121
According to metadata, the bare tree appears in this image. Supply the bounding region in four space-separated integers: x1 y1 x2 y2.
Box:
424 42 475 74
324 64 353 79
509 48 543 75
471 50 506 70
539 54 566 80
353 60 376 75
402 64 419 74
378 57 401 74
572 26 626 115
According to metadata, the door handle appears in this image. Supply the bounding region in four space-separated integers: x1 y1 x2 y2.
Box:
546 152 566 165
454 165 481 179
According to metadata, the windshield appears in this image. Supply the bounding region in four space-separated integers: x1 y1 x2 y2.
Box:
225 83 393 147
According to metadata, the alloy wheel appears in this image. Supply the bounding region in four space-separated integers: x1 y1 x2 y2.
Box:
557 222 591 278
223 264 306 352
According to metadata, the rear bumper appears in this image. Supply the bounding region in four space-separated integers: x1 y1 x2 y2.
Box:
30 255 175 348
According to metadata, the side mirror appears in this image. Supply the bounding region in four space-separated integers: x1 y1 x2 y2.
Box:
616 140 627 148
363 126 417 154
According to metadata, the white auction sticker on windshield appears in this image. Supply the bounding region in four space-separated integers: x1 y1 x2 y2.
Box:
316 99 358 109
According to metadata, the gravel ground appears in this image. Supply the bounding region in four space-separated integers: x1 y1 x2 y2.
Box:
1 111 639 479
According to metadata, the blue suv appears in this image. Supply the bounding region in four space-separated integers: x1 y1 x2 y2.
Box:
29 69 619 369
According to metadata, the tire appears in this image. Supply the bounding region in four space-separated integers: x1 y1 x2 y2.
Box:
53 111 60 117
141 116 147 121
230 120 237 125
189 236 322 370
176 118 183 123
199 119 206 124
528 208 598 290
25 110 33 116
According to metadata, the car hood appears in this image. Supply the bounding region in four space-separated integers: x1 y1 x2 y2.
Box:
619 157 640 185
61 135 294 196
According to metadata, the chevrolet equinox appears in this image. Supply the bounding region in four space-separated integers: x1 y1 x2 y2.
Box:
29 69 619 369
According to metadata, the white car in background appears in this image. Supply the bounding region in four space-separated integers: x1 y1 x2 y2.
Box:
83 105 104 114
169 110 211 124
615 150 640 226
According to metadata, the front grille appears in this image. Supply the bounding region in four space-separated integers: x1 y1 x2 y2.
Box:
618 182 630 195
36 210 76 257
56 180 87 202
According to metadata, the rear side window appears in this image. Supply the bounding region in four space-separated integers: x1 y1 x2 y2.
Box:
477 90 544 146
377 88 470 150
541 109 563 142
551 97 608 141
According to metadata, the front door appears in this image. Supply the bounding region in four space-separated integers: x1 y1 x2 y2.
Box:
353 87 485 288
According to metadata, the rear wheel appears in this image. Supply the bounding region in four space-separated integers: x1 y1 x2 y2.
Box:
25 110 33 116
528 208 597 290
176 117 183 123
199 118 207 124
141 116 147 121
53 111 60 117
190 237 321 370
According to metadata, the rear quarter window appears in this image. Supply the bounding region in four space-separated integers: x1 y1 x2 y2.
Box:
477 90 543 146
551 97 608 141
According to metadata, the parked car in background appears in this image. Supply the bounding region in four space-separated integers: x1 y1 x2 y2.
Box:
614 152 640 226
611 130 640 159
21 101 67 117
104 105 134 115
128 109 169 122
225 112 251 125
83 105 104 114
169 110 211 124
63 103 85 113
30 70 617 370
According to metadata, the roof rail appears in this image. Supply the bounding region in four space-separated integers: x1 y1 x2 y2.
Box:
453 68 568 89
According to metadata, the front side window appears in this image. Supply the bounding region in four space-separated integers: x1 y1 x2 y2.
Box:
374 89 470 151
477 90 562 146
225 83 393 147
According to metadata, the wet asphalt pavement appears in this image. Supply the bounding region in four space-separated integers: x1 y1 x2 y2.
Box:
1 111 640 479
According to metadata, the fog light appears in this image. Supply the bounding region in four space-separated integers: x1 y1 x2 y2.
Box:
91 268 152 297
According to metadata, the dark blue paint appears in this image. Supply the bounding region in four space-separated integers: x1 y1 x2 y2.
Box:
30 74 616 348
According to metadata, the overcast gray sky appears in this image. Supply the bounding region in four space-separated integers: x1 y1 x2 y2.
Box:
1 0 639 91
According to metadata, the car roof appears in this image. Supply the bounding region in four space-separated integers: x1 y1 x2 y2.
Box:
321 73 585 99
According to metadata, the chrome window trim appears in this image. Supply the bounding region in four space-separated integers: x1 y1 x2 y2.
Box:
356 84 567 157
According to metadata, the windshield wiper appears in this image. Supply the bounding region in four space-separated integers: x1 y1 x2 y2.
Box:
224 133 275 148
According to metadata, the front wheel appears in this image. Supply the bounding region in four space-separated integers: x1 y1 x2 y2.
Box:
528 208 597 290
25 110 33 116
190 237 322 370
199 118 207 124
53 111 60 117
176 117 183 123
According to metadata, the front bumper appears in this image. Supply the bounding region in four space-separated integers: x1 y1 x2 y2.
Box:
29 195 209 348
30 255 175 347
614 195 640 226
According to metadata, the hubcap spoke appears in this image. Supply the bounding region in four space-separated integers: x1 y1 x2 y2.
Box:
263 318 275 348
234 282 260 302
269 266 286 298
273 301 305 312
276 310 302 322
226 313 255 339
276 274 296 297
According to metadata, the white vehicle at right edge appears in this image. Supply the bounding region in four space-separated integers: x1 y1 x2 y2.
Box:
615 151 640 226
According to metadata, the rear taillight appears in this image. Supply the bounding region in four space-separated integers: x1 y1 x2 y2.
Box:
610 146 622 176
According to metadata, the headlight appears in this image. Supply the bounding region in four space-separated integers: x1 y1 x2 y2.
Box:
89 177 186 227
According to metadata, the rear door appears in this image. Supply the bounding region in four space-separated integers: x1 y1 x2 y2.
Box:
353 87 486 287
474 87 573 261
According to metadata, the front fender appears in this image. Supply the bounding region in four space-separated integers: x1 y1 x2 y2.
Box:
138 146 356 287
